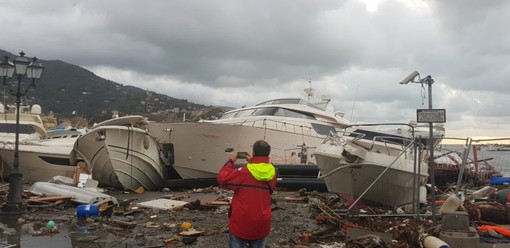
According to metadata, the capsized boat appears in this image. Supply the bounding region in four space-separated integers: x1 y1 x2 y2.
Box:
313 127 433 207
72 115 165 191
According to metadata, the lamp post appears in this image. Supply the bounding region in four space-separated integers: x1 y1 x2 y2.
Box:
0 51 44 214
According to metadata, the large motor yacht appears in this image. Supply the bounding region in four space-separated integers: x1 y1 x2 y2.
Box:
148 92 350 180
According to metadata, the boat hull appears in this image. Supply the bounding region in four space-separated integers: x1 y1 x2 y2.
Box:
0 144 76 182
147 122 325 179
73 126 165 191
314 142 428 207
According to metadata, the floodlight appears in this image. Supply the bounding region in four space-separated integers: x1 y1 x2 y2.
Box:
399 71 420 84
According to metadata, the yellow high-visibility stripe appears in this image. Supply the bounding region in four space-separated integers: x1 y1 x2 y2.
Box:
246 162 275 181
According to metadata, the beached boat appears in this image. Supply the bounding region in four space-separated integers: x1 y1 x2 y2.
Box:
148 92 352 180
72 115 165 191
0 143 77 182
313 127 435 207
0 103 81 182
1 128 88 182
0 103 46 142
148 86 442 181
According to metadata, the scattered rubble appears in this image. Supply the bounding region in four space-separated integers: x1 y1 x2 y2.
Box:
1 181 510 247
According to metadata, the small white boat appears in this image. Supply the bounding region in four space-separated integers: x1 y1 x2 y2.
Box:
72 115 165 191
484 144 510 152
313 129 430 207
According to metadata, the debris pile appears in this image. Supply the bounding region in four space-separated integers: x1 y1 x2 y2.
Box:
1 180 510 247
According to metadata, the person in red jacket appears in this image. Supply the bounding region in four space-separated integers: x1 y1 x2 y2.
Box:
217 140 277 248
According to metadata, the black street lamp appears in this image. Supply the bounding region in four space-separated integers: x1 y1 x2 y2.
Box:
0 51 44 214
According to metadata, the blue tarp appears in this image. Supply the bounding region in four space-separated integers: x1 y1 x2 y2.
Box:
489 176 510 185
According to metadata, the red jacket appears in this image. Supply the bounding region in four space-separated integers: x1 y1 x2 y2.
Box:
217 156 277 240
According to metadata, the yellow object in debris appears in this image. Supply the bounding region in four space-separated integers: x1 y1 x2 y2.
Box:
99 202 109 212
134 186 145 194
181 222 192 230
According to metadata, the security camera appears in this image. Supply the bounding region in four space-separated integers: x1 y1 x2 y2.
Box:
399 71 420 84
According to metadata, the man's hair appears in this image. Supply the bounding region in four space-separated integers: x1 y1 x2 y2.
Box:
253 140 271 156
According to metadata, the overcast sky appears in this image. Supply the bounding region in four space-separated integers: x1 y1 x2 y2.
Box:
1 0 509 140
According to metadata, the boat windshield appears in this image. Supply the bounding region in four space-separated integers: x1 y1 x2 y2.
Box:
220 107 316 120
256 98 324 111
0 123 37 134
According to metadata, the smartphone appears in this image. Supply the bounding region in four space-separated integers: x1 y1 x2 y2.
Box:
236 152 248 159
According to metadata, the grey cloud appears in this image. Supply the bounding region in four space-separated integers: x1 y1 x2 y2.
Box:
2 0 510 138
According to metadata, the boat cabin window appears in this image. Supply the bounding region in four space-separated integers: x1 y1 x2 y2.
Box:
252 108 277 116
256 98 324 111
274 108 315 120
219 112 236 119
311 123 336 135
0 123 36 134
220 106 318 121
233 109 255 118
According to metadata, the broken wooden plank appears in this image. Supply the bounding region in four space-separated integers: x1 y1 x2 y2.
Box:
179 229 204 236
113 219 137 228
27 195 75 203
284 196 308 202
206 200 230 206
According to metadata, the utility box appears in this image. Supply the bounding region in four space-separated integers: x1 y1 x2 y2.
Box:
441 211 470 231
439 227 480 248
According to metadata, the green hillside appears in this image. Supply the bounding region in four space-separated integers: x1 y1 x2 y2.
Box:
0 50 223 124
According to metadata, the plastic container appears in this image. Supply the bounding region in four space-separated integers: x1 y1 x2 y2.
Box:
439 194 462 214
46 220 56 229
423 235 450 248
76 204 99 217
419 185 427 204
472 185 497 199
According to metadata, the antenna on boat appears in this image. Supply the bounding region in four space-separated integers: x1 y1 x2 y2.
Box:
349 83 359 122
304 79 315 102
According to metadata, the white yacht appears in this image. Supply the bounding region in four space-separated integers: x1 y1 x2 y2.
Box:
313 124 445 207
0 104 81 182
72 115 166 191
0 103 46 143
147 91 354 180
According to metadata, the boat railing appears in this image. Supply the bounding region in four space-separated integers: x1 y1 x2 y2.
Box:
0 141 15 149
231 118 326 138
370 136 414 157
321 129 365 147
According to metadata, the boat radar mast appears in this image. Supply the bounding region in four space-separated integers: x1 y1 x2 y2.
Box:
304 80 315 102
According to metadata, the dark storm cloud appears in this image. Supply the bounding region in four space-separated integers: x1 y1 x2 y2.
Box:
2 0 510 137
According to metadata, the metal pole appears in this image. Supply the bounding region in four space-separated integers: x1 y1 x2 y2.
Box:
412 136 418 214
417 136 423 215
455 138 472 195
426 76 436 220
4 74 25 214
